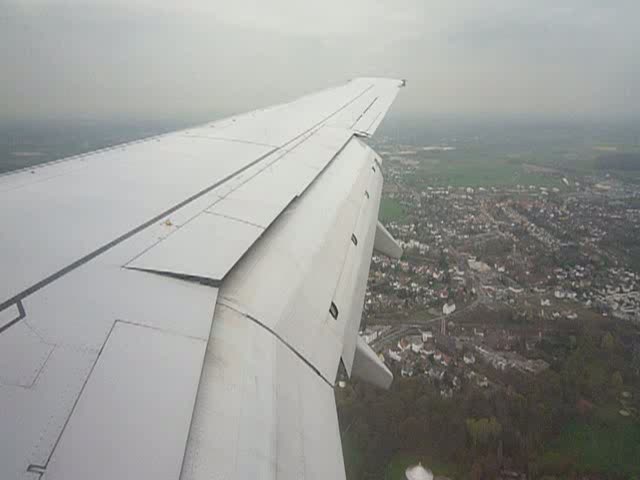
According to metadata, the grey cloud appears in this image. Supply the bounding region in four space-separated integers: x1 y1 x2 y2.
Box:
1 0 638 122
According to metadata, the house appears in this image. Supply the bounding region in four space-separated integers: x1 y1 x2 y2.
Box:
409 335 424 353
388 350 402 362
440 388 453 399
361 327 380 344
495 359 507 370
463 353 476 364
442 302 456 315
468 259 491 272
421 330 434 342
401 363 415 377
440 353 451 367
427 367 445 380
522 359 549 375
420 347 436 357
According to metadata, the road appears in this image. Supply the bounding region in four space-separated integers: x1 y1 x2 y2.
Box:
369 295 485 352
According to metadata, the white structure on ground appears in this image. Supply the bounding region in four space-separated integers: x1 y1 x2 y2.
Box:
388 350 402 362
442 303 456 315
410 336 424 353
421 330 434 342
405 463 433 480
468 258 491 272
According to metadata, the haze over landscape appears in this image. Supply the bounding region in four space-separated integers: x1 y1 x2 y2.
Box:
2 0 640 121
2 2 640 480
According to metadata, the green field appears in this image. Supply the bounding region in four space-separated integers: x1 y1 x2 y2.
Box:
391 136 640 188
536 407 640 477
379 197 406 222
404 156 565 188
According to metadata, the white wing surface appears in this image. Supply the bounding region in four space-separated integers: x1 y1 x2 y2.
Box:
0 77 404 479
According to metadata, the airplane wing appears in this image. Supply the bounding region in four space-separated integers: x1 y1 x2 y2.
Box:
0 77 403 480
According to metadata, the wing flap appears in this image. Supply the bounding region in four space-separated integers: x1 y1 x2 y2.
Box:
216 137 380 382
180 137 388 480
334 142 383 375
374 220 403 259
351 336 393 389
180 305 345 480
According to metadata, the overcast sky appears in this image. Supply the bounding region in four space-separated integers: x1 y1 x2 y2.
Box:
1 0 639 122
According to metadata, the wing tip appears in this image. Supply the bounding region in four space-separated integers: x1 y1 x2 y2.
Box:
349 77 407 89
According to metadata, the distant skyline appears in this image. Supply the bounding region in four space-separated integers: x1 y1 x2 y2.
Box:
1 0 639 122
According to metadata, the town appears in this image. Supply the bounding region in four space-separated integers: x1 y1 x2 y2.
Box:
336 133 640 479
355 139 640 397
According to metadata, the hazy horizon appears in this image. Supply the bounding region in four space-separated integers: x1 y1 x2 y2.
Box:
2 0 640 122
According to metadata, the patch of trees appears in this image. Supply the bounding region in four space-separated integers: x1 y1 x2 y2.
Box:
337 320 640 479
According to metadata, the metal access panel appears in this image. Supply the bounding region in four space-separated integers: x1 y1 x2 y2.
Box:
42 320 208 480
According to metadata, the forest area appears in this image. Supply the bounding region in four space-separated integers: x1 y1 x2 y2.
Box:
337 318 640 479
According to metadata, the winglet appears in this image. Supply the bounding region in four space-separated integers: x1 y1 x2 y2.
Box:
374 221 402 259
351 336 393 389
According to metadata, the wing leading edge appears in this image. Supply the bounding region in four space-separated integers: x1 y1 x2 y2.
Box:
0 78 404 480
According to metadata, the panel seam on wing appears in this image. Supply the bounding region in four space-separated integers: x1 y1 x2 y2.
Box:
123 267 223 287
217 298 335 388
350 96 379 129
